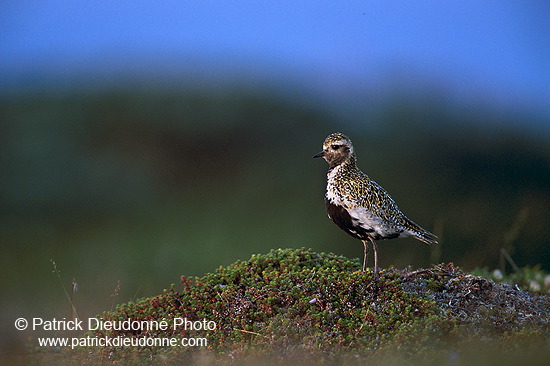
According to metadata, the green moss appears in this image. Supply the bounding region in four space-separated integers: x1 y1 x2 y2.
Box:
75 248 549 364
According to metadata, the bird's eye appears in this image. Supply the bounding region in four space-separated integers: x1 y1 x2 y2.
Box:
331 144 340 150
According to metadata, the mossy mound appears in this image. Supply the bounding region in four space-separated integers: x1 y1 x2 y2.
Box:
86 248 550 364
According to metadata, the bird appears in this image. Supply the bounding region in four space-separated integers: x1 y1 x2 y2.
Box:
313 132 437 278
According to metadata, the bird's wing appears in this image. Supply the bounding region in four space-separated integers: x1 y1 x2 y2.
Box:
356 175 438 244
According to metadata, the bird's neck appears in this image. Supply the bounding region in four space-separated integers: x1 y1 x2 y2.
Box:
328 154 358 172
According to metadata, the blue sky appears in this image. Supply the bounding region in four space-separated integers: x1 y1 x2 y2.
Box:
1 1 549 116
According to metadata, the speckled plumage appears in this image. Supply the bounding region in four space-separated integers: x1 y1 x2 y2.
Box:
314 132 437 277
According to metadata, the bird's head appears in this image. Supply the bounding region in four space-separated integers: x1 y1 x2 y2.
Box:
313 132 355 169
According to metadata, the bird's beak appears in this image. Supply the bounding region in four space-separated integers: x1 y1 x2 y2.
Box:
312 151 325 159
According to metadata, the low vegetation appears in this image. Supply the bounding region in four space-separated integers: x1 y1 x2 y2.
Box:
45 248 549 365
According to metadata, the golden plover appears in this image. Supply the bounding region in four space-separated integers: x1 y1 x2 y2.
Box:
313 132 437 278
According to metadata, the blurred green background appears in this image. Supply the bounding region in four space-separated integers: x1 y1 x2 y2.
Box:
2 85 548 340
1 1 549 353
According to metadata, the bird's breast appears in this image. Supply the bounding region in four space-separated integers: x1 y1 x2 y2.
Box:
325 176 358 209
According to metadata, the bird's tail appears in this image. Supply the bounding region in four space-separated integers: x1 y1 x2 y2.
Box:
405 218 438 245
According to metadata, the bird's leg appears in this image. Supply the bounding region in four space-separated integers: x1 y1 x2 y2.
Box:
361 240 369 272
369 237 379 280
